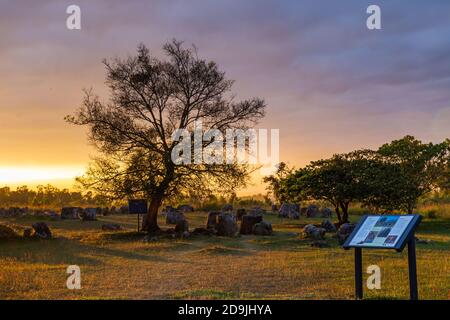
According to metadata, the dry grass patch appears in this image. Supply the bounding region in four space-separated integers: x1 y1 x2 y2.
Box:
0 211 449 299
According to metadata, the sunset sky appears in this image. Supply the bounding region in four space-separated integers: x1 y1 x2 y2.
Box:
1 0 450 193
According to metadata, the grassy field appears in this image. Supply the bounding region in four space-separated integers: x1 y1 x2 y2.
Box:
0 211 449 300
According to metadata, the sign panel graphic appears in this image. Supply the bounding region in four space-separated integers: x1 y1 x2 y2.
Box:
348 215 415 248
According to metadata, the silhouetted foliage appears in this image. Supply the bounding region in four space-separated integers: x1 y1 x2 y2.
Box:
66 40 266 232
262 162 294 204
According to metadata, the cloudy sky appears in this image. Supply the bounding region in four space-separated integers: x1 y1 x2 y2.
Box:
1 0 449 191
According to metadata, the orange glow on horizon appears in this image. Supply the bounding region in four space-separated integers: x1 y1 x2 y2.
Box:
0 166 85 186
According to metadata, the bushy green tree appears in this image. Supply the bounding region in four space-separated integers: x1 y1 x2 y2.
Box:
278 136 450 222
283 151 373 224
376 136 450 213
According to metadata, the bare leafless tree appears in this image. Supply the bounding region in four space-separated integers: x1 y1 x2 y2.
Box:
65 40 266 232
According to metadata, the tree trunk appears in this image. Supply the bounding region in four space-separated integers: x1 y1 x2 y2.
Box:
142 161 174 233
407 199 415 214
334 204 342 225
340 202 350 224
142 194 163 233
407 198 416 214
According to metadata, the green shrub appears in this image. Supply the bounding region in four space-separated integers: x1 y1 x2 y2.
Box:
427 210 437 219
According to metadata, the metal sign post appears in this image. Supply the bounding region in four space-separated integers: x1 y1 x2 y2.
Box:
354 247 363 299
407 234 418 300
344 214 422 300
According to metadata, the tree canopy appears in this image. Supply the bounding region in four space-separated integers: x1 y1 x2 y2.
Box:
376 136 450 213
270 136 449 224
66 40 266 232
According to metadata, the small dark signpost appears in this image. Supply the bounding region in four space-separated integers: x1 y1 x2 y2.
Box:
128 199 148 232
343 214 422 300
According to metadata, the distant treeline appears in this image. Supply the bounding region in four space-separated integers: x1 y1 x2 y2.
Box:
0 185 110 208
0 184 269 210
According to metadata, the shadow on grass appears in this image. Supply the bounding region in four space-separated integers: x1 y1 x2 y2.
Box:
415 241 450 251
363 296 405 300
171 289 243 299
97 231 144 241
245 231 342 252
0 235 175 266
416 219 450 235
194 245 252 256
